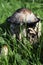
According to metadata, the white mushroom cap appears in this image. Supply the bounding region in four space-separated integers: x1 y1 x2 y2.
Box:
1 45 8 56
7 8 40 24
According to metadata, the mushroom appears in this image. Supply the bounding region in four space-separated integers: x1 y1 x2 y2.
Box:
7 8 41 43
1 45 8 56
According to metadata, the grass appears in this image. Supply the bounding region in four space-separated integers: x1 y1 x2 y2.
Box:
0 0 43 65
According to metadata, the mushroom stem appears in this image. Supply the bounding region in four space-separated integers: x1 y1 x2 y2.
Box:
28 28 36 35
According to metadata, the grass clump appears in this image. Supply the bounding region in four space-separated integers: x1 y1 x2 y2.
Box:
0 0 43 65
